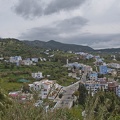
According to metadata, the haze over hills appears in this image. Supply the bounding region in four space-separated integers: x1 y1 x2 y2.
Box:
96 48 120 53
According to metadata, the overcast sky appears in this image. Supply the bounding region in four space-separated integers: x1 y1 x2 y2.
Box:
0 0 120 49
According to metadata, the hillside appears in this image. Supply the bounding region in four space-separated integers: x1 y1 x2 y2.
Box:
23 40 94 52
0 38 43 57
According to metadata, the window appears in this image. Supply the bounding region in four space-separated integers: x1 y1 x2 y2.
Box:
44 89 47 91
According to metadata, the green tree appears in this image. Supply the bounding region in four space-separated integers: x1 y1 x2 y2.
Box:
78 83 87 106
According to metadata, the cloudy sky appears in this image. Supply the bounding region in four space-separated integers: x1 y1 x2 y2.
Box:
0 0 120 49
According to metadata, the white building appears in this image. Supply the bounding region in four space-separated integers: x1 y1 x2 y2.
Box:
41 80 54 99
32 72 43 79
31 58 39 63
0 57 4 60
22 60 33 66
30 81 42 91
10 56 22 63
85 81 100 92
108 63 120 69
85 79 108 93
29 80 60 99
116 85 120 97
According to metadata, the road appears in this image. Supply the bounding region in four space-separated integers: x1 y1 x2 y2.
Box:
54 74 86 108
54 74 86 109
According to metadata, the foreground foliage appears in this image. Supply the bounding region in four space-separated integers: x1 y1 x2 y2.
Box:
1 87 120 120
0 88 83 120
85 91 120 120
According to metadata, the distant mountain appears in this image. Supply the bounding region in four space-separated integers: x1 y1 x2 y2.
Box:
23 40 94 52
96 48 120 53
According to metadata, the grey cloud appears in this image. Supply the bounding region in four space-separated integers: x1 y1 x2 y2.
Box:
13 0 86 18
20 27 59 40
19 14 120 49
20 16 88 40
20 25 120 49
64 34 120 49
44 0 86 15
91 39 120 49
19 25 120 49
14 0 43 19
20 29 120 49
56 16 88 32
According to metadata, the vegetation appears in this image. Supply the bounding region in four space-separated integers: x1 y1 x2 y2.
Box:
1 86 120 120
0 88 83 120
78 83 88 106
85 91 120 120
0 60 77 91
0 38 44 57
0 38 120 120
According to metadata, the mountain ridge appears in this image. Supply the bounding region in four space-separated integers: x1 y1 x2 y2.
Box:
0 38 119 55
23 39 94 52
96 48 120 52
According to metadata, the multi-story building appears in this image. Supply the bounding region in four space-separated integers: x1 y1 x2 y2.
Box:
29 80 60 99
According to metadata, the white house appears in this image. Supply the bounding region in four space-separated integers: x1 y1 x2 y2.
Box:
31 58 39 63
43 58 47 61
32 81 42 91
10 56 22 63
0 57 4 60
32 72 43 79
41 80 52 99
22 60 33 66
116 85 120 97
29 80 60 99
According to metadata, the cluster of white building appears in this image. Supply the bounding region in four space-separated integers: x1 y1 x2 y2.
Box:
67 62 93 79
29 79 62 99
9 56 49 66
75 52 94 60
9 56 39 65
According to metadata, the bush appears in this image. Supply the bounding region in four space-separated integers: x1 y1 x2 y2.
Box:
59 93 63 98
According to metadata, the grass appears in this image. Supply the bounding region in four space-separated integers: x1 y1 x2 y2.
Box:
0 82 22 92
0 101 83 120
0 61 77 92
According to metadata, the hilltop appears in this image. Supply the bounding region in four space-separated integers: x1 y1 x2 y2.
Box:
23 40 94 52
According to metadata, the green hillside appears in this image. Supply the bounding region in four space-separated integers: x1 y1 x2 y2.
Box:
0 38 43 57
